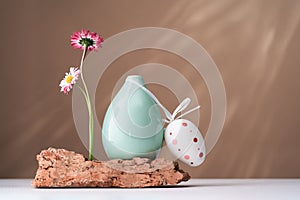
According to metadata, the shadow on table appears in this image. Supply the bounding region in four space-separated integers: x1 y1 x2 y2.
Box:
37 182 256 189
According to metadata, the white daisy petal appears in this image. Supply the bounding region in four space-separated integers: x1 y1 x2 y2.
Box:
59 67 80 94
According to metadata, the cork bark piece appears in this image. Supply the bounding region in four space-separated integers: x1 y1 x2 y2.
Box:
32 148 190 188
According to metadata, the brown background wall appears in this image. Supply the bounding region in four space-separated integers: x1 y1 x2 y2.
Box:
1 0 300 178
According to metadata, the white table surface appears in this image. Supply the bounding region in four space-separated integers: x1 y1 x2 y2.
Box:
0 179 299 200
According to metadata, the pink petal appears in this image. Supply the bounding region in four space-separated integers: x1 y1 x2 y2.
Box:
70 29 104 51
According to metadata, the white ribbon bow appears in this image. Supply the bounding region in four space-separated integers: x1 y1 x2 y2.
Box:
127 79 200 124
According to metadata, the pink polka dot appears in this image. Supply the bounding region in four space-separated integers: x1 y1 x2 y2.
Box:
182 122 188 127
184 155 190 160
172 139 178 145
199 152 204 158
189 130 192 133
193 137 198 143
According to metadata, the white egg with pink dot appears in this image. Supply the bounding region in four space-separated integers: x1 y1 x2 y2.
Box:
127 79 206 167
165 119 206 167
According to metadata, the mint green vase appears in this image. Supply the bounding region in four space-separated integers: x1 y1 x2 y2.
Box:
102 75 164 160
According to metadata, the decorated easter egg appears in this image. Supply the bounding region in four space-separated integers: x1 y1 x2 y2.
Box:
165 119 206 167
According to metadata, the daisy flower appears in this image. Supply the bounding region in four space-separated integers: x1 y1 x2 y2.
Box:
59 67 80 94
60 29 103 160
70 29 104 51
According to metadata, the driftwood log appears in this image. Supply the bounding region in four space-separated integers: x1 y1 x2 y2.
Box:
32 148 190 188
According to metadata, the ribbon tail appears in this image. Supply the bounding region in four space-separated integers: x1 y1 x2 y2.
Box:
171 98 191 119
176 105 201 119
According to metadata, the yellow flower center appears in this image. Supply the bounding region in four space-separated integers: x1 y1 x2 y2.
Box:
66 75 74 84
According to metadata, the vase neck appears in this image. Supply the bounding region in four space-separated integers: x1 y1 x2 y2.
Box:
126 75 144 85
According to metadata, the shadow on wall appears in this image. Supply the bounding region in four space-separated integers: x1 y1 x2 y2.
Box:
147 0 300 178
0 0 300 178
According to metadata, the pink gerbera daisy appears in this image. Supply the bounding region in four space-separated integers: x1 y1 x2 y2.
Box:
59 67 80 94
70 29 104 51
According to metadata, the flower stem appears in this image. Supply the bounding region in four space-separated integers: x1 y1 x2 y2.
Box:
76 85 88 105
79 45 94 160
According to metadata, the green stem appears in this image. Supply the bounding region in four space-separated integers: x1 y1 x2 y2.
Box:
76 85 88 105
79 45 94 160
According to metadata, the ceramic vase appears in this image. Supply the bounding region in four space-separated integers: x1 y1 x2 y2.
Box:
102 75 164 160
